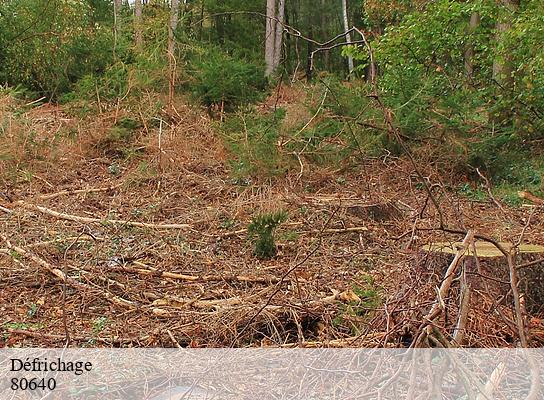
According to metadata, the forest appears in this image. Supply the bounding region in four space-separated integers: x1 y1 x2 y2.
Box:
1 0 544 350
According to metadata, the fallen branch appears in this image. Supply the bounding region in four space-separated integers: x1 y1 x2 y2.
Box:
518 191 544 205
14 202 191 230
36 184 123 201
214 223 367 239
6 328 145 345
0 205 12 214
123 261 284 284
279 332 385 348
0 234 136 310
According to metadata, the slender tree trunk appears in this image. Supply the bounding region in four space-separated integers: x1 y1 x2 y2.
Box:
464 12 480 77
321 0 330 70
306 25 313 81
492 0 520 124
272 0 285 72
493 0 518 87
265 0 277 77
113 0 122 58
168 0 180 105
341 0 354 74
198 2 204 41
134 0 143 51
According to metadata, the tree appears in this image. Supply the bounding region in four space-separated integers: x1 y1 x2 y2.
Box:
273 0 285 73
492 0 520 124
265 0 277 77
264 0 285 77
168 0 180 104
134 0 143 51
341 0 354 74
464 12 480 77
493 0 519 88
113 0 122 57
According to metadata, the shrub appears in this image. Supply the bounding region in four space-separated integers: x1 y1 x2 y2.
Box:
188 47 267 110
247 211 288 259
222 108 288 179
0 0 114 98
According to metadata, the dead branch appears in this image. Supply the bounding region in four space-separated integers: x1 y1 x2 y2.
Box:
6 328 145 345
518 191 544 205
12 201 191 230
123 261 284 284
1 234 136 310
36 184 123 201
415 230 474 346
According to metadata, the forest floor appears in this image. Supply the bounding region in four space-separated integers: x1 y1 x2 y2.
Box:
1 90 544 348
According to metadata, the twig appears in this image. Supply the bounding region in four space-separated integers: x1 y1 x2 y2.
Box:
476 168 506 212
166 330 182 348
517 257 544 270
506 253 528 347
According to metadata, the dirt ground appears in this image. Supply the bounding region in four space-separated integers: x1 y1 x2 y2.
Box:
1 93 544 348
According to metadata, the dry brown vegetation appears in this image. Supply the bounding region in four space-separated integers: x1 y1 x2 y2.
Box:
1 90 544 348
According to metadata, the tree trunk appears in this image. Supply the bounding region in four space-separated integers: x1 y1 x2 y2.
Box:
493 0 518 87
464 12 480 77
113 0 122 58
492 0 520 124
341 0 354 75
168 0 180 105
134 0 143 51
272 0 285 72
306 24 313 81
321 0 330 70
265 0 277 77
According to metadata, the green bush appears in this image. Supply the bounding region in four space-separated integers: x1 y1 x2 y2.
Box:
222 108 288 178
0 0 115 98
247 211 288 259
188 48 267 110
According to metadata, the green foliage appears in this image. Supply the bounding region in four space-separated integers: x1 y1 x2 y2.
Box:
342 0 544 186
188 47 267 110
291 76 388 160
0 0 114 98
92 316 108 334
201 0 265 60
247 210 288 259
222 108 288 178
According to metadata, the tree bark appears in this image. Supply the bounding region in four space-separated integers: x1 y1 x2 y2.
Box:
168 0 180 105
492 0 520 124
265 0 277 77
272 0 285 72
342 0 354 75
464 12 480 77
321 0 330 70
134 0 143 51
493 0 519 87
113 0 122 58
